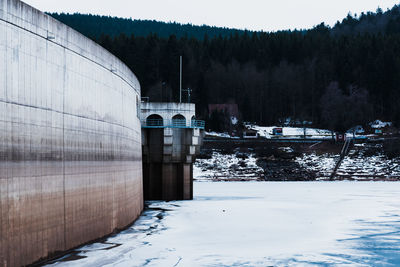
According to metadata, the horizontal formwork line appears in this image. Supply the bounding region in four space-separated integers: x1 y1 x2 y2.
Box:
0 165 143 178
0 119 140 143
0 98 139 134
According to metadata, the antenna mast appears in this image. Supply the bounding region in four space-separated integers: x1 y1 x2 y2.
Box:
180 56 182 103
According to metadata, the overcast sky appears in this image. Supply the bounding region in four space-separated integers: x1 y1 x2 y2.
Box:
23 0 400 31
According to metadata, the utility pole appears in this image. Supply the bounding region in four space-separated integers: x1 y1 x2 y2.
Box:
179 56 182 103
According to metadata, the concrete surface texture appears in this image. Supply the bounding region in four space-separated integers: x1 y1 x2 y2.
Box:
0 0 143 266
142 126 201 200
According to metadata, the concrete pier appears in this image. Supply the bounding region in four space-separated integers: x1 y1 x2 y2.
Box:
141 102 203 201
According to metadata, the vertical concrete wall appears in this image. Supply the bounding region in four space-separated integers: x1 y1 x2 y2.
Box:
142 127 200 201
0 0 143 266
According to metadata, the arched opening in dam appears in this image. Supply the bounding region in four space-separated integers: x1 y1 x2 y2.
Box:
172 114 186 127
146 114 164 127
191 115 196 127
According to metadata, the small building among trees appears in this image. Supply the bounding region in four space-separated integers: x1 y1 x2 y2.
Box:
207 103 240 132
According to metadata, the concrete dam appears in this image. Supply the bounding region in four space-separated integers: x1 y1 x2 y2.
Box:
0 0 204 266
0 0 144 265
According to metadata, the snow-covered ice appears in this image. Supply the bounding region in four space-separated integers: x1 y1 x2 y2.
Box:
47 182 400 267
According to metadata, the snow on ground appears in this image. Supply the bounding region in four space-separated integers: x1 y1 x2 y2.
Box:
295 143 400 180
194 151 264 181
205 131 232 138
247 125 333 139
196 144 400 182
206 125 334 139
295 153 337 179
369 120 392 129
47 182 400 267
337 146 400 180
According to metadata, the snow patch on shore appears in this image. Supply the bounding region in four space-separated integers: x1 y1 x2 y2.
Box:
295 144 400 180
295 153 337 179
194 151 264 181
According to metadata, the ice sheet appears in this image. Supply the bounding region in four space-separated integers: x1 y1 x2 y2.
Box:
47 182 400 267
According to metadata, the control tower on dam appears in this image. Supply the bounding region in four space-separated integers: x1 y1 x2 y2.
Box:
0 0 143 266
141 102 204 201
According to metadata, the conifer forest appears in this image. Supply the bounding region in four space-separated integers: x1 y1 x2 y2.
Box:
52 6 400 131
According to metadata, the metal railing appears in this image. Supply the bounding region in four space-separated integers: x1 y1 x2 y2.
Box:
141 119 205 129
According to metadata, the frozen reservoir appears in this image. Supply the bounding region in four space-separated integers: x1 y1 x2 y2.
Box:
47 182 400 266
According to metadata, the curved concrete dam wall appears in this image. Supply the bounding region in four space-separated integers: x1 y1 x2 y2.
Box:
0 0 143 265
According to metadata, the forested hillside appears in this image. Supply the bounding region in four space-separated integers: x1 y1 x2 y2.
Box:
49 13 245 40
50 5 400 131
